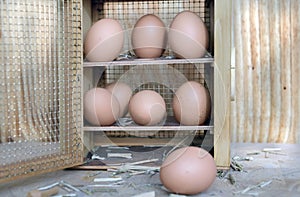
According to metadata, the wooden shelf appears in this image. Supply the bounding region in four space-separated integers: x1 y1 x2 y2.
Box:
83 56 214 67
83 117 214 134
84 125 213 132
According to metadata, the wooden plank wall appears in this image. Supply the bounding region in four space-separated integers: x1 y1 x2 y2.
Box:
231 0 300 143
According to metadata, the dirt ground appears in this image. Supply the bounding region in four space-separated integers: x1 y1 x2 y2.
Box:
0 143 299 197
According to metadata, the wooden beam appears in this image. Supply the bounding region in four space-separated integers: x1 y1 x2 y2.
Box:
213 0 231 168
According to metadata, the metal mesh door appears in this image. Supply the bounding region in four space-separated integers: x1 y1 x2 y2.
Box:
0 0 82 182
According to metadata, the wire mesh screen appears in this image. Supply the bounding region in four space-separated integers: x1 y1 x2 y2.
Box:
0 0 82 182
91 0 213 54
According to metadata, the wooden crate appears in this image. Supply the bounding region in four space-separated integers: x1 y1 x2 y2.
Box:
82 0 231 169
0 0 231 183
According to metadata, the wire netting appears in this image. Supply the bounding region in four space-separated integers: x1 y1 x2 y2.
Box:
0 0 82 182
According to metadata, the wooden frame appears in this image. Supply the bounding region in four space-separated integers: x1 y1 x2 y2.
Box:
213 0 231 169
0 0 83 183
82 0 231 169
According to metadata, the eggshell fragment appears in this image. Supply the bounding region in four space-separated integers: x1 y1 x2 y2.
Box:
173 81 211 125
106 82 132 117
160 146 216 195
169 11 209 58
84 88 120 126
132 14 167 58
129 90 166 126
84 19 124 62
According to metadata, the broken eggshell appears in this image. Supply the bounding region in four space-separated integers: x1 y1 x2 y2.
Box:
160 146 216 195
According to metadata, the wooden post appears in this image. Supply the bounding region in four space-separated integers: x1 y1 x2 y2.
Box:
214 0 231 169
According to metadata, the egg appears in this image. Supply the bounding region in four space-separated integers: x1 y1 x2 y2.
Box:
169 11 209 58
129 90 166 126
172 81 211 125
84 19 124 62
131 14 167 58
160 146 216 195
84 88 120 126
106 82 132 117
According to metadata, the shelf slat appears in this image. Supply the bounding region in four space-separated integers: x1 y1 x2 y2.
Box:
84 116 213 133
83 125 214 133
83 57 214 67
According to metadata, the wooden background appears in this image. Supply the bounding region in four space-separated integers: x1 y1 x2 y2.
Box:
231 0 300 143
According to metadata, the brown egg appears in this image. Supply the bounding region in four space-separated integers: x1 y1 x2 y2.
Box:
84 19 124 62
129 90 166 126
132 14 167 58
169 11 209 58
160 146 216 195
106 82 132 117
84 88 120 126
173 81 211 125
